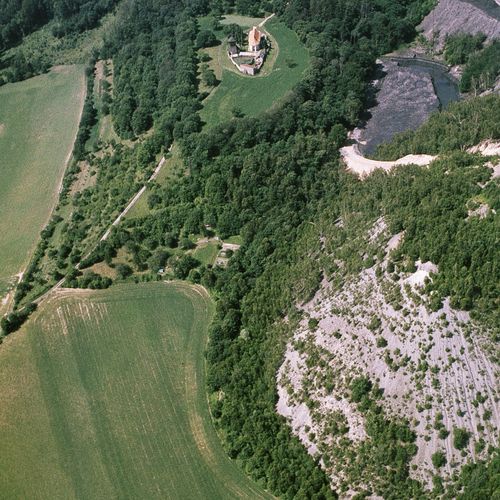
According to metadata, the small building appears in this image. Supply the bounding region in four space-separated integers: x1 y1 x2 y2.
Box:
248 26 264 52
227 35 239 56
239 63 256 76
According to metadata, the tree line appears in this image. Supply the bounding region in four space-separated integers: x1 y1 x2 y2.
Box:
0 0 119 52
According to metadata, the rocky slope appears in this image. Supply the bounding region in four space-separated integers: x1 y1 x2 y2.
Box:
277 219 500 496
419 0 500 48
357 60 440 156
276 171 500 495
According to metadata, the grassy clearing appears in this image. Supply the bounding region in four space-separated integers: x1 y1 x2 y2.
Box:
0 282 271 499
220 14 266 28
0 65 86 298
126 143 185 219
193 242 220 266
224 235 244 245
200 19 310 127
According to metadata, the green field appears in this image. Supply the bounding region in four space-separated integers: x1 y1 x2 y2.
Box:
0 65 86 298
200 19 310 126
0 282 271 499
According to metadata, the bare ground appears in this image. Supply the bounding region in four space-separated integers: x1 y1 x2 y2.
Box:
419 0 500 49
277 218 499 494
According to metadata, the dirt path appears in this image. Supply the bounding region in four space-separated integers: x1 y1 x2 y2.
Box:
101 149 170 241
32 147 171 307
259 13 275 27
340 144 436 176
341 140 500 177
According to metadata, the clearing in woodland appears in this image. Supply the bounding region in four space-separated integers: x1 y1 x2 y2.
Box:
0 282 271 499
200 19 310 126
0 65 85 301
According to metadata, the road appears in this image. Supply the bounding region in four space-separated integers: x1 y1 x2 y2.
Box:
340 144 436 176
33 146 172 306
341 140 500 177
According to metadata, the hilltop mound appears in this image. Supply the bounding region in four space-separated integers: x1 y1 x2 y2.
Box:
419 0 500 48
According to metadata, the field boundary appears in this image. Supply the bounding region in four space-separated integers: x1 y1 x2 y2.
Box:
0 65 86 316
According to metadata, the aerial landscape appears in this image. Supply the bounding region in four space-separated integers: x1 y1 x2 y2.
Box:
0 0 498 499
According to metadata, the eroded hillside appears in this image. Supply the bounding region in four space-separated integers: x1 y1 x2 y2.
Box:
419 0 500 48
277 148 499 496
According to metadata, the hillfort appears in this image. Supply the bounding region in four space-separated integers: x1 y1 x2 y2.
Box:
227 26 269 75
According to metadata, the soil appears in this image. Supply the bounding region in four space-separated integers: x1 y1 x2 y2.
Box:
340 144 435 176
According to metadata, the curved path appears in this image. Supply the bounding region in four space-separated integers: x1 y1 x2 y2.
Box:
341 144 436 176
341 140 500 177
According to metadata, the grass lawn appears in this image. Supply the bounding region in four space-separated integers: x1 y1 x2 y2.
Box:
193 242 220 266
0 65 86 299
224 235 244 245
200 19 310 127
0 282 271 499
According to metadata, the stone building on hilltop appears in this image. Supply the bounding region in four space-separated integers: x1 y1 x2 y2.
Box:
248 26 265 52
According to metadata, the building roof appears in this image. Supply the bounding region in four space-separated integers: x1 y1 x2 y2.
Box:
248 26 262 47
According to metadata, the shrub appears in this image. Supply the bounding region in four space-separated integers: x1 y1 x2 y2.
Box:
351 376 373 403
116 264 133 279
180 238 195 250
368 315 382 331
432 451 447 468
308 318 319 330
453 427 470 450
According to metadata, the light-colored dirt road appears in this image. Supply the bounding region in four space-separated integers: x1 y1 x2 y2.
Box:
259 13 275 27
340 144 436 176
33 146 172 307
341 140 500 177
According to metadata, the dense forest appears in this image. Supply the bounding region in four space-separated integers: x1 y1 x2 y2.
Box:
3 0 499 497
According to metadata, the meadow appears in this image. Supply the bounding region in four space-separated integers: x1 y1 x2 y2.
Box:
0 282 271 499
200 19 310 127
0 65 85 301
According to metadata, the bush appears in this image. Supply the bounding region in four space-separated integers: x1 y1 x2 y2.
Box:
444 33 485 65
0 303 37 335
453 427 470 450
172 255 199 279
351 376 373 403
308 318 319 330
432 451 447 468
368 315 382 331
115 264 133 279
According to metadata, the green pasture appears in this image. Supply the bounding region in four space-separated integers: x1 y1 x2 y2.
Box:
0 65 85 295
200 19 310 127
0 282 271 499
